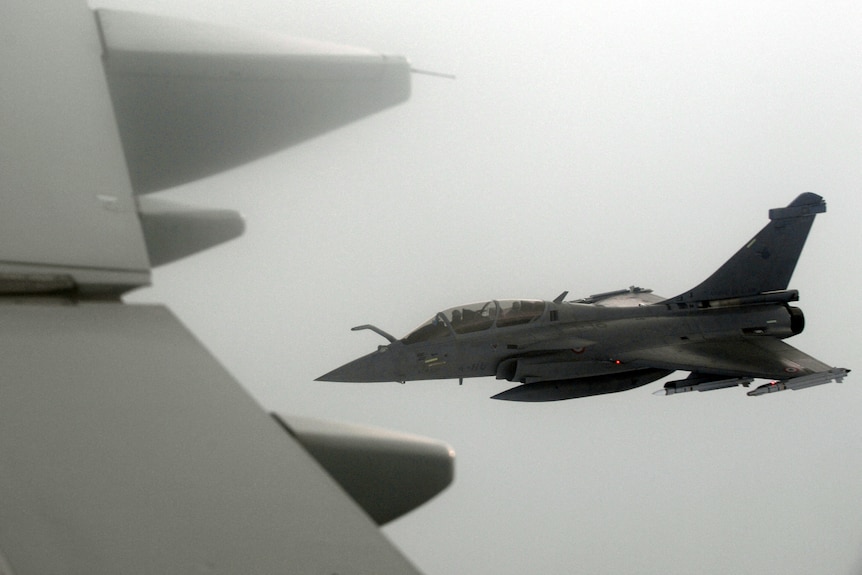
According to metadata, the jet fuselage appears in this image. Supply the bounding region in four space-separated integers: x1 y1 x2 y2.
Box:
321 296 802 384
319 194 847 401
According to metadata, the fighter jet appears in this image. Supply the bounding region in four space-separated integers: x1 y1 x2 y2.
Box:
319 193 849 401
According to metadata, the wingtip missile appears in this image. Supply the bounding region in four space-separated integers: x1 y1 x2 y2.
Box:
747 368 850 396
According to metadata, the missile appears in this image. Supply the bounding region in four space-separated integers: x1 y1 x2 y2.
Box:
747 367 850 396
654 375 753 396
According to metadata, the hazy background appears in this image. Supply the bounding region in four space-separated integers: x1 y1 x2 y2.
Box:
99 1 862 572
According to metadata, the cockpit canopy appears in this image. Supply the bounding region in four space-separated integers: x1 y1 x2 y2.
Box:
401 300 545 345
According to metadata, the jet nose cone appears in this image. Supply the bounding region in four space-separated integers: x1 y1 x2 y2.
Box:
316 360 365 383
316 349 398 383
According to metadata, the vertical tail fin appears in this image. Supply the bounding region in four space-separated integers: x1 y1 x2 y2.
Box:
666 193 826 304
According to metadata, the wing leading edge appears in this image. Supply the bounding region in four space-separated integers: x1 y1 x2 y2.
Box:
98 9 411 195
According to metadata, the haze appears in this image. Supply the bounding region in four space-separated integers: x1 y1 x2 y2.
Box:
105 1 862 573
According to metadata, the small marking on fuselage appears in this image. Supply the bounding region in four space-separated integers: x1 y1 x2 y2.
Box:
458 363 487 373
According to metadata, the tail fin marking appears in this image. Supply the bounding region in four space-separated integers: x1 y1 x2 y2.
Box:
667 193 826 304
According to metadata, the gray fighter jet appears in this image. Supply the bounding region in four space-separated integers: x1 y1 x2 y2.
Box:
319 193 849 400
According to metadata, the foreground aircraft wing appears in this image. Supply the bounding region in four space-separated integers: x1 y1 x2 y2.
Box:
0 304 445 574
1 2 449 573
622 337 831 380
98 9 411 194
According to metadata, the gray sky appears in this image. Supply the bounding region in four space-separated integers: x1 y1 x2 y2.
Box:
108 1 862 573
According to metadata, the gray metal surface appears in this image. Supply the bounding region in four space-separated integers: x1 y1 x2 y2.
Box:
0 303 421 574
136 197 245 267
278 415 455 525
98 9 412 194
0 1 150 295
0 2 444 572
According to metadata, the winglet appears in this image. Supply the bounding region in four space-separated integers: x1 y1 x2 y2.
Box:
666 193 825 304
